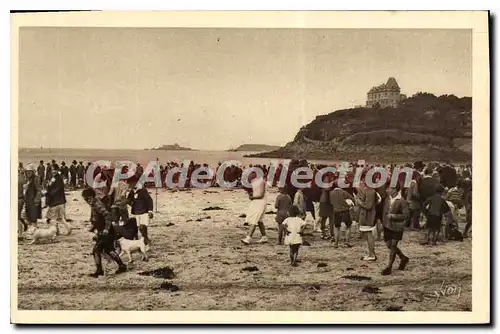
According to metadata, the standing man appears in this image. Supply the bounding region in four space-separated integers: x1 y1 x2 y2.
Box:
128 182 154 247
60 161 70 187
82 188 127 277
45 162 52 188
69 160 78 189
37 160 45 187
241 171 268 245
76 161 85 188
46 165 72 235
381 185 410 275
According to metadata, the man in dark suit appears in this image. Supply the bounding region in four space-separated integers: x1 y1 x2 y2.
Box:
37 160 45 186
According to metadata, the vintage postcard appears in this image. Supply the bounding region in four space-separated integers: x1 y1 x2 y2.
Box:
11 11 490 324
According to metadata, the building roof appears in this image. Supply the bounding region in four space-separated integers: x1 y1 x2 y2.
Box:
368 77 401 93
386 77 400 89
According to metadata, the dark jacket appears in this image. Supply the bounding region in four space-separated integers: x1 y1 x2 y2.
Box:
423 194 450 218
329 187 354 213
37 164 45 181
356 186 377 227
89 197 114 233
25 177 42 222
61 165 69 179
46 174 66 207
25 177 42 205
419 176 439 203
127 188 153 215
76 164 85 178
70 165 77 180
45 165 52 181
382 194 409 232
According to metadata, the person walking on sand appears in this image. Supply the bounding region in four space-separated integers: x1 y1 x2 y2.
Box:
82 188 127 278
128 181 154 248
45 165 72 235
381 184 410 275
356 179 377 261
241 171 268 245
283 205 307 267
275 187 292 245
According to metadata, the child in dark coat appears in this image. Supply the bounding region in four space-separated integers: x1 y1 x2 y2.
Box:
422 186 450 245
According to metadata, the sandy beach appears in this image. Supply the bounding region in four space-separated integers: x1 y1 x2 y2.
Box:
17 186 472 311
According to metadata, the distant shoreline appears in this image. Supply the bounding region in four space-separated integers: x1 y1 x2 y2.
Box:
227 144 282 152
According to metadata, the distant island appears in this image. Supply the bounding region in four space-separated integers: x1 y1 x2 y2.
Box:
228 144 282 152
151 143 196 151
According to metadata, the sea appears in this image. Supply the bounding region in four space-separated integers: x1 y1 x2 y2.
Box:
17 148 341 167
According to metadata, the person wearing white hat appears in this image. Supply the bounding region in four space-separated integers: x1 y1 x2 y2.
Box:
24 163 42 226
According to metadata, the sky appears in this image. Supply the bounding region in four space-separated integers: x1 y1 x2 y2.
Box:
18 28 472 150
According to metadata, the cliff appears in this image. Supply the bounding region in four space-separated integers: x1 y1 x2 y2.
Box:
249 93 472 163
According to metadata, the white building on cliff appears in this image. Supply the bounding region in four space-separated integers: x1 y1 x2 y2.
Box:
366 77 407 108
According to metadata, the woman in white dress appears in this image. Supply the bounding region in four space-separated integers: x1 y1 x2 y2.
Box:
241 171 268 245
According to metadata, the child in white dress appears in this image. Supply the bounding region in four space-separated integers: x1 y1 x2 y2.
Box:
283 205 307 267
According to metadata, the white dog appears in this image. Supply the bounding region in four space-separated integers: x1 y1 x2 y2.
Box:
30 225 58 244
117 237 148 263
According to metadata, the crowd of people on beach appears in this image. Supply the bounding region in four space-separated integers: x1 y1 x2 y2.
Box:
237 159 472 273
17 157 472 277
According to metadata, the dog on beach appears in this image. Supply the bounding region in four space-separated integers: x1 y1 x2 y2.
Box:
29 224 58 244
117 237 148 263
